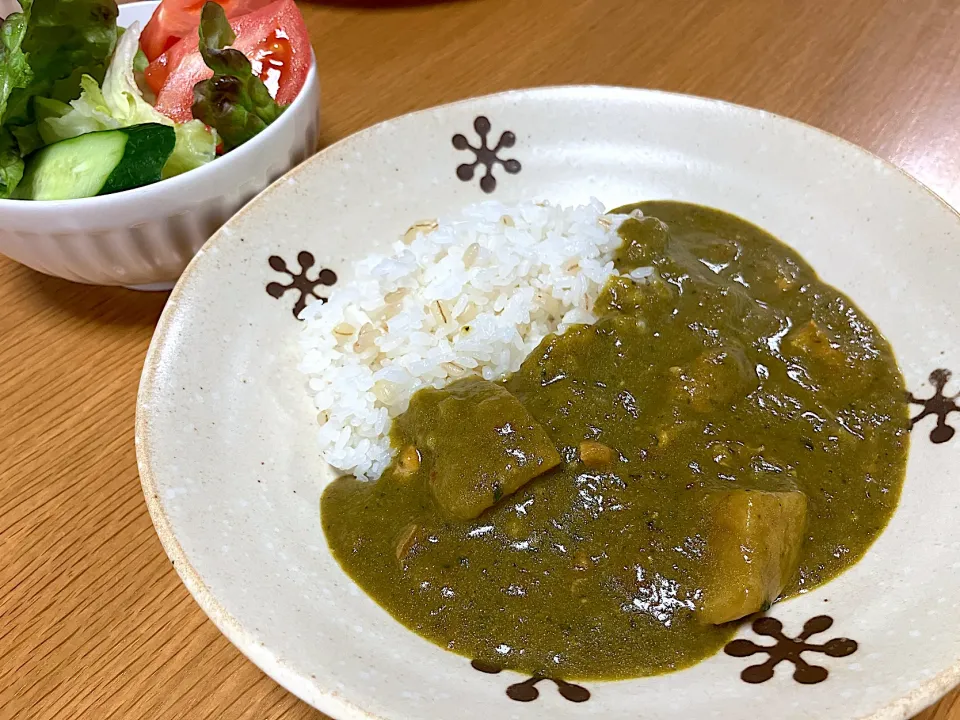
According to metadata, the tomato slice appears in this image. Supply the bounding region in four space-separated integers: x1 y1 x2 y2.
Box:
141 0 275 61
148 0 311 124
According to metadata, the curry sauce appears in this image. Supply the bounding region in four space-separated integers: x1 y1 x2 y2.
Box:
321 201 908 680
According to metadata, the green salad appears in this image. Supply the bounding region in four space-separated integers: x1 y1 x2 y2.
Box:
0 0 310 200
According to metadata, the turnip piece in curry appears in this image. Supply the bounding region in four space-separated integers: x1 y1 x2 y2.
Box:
321 201 908 681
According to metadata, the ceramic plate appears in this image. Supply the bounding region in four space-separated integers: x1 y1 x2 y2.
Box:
137 86 960 720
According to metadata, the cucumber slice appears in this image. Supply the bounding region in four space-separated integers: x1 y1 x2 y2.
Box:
100 124 177 196
15 124 177 201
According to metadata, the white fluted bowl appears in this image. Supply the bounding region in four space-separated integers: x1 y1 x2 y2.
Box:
0 0 320 290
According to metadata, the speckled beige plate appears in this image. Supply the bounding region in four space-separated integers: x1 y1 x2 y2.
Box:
137 86 960 720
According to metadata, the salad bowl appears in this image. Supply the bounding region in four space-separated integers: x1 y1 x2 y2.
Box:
0 0 320 290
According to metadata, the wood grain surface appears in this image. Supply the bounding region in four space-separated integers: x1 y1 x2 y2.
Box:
2 0 960 718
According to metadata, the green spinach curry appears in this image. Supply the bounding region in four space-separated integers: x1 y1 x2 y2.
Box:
321 201 908 680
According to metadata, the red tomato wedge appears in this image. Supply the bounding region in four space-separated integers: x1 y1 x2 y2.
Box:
141 0 275 61
147 0 310 124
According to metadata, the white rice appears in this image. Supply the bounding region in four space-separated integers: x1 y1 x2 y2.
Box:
298 198 635 480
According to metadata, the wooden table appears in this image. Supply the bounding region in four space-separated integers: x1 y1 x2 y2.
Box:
3 0 960 717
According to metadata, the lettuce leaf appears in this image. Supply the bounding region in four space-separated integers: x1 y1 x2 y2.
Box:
0 1 32 122
42 22 217 179
191 2 285 152
0 1 32 197
162 116 217 177
3 0 119 128
0 129 24 197
0 0 119 197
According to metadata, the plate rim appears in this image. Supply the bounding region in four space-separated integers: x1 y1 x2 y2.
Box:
136 83 960 720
